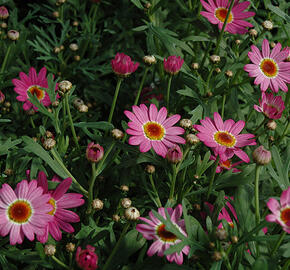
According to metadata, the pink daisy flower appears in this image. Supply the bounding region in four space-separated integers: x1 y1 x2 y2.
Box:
0 180 53 245
111 52 139 77
210 154 243 173
124 104 185 158
163 56 184 75
12 67 58 111
36 171 85 243
200 0 255 34
244 39 290 93
266 187 290 233
254 92 285 119
193 112 256 163
136 204 190 265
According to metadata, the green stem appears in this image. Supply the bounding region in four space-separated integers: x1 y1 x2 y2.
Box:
200 43 212 71
30 116 36 129
188 0 193 10
254 165 261 225
282 259 290 270
207 155 220 200
0 43 12 82
166 75 173 111
169 164 177 201
50 148 88 196
108 77 123 124
133 67 149 106
149 174 162 207
51 255 69 269
270 231 286 256
64 94 80 150
278 119 289 144
214 0 235 54
103 223 130 270
221 94 226 119
87 163 97 215
205 67 214 94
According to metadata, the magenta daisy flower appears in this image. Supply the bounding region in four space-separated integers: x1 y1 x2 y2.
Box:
200 0 255 34
12 67 58 111
210 154 243 173
193 112 256 163
136 204 190 265
266 187 290 233
124 104 185 158
36 171 85 243
254 92 285 119
244 39 290 93
0 180 53 245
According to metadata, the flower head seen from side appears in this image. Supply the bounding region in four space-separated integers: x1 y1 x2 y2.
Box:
76 245 98 270
163 56 184 75
0 6 9 19
200 0 255 34
210 154 243 173
244 39 290 93
0 180 53 245
266 187 290 233
111 52 139 77
193 112 256 163
12 67 58 111
254 92 285 119
136 204 190 265
124 104 185 158
36 171 85 243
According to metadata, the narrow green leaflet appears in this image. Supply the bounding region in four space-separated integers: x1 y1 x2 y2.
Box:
0 138 22 156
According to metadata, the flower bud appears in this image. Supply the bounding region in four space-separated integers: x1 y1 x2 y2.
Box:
262 20 273 31
248 28 257 37
212 251 222 261
74 55 81 61
60 45 64 51
166 145 183 164
231 235 238 244
266 120 276 130
58 80 72 95
73 21 79 27
0 90 5 104
225 70 233 78
69 43 79 51
209 242 215 249
4 168 13 176
215 67 221 73
1 22 7 28
66 243 75 252
44 244 56 256
216 228 228 240
0 6 9 20
73 98 84 108
145 164 155 174
253 145 271 165
191 62 199 70
269 135 274 142
52 11 59 18
4 101 10 108
78 104 88 113
7 30 19 41
43 138 56 150
193 203 201 211
52 100 59 107
143 55 156 65
111 128 124 140
112 214 120 222
86 142 104 163
54 47 61 54
179 118 192 129
91 198 104 210
121 198 132 209
124 207 140 221
186 134 200 145
235 39 241 45
163 55 184 75
210 55 220 64
270 42 276 49
120 185 129 192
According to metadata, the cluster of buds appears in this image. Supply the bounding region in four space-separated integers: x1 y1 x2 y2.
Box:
54 45 64 54
42 130 56 150
7 30 19 41
0 6 9 20
73 97 88 113
58 80 72 96
143 55 156 66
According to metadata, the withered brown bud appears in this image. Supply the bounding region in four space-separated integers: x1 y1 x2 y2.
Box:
43 138 56 150
66 243 75 252
216 228 228 240
4 168 13 176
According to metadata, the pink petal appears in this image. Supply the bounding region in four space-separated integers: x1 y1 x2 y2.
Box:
149 104 158 121
52 178 72 200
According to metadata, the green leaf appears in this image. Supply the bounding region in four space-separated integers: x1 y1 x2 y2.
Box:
74 121 114 130
252 257 268 270
27 92 54 120
0 138 22 156
130 0 143 9
210 261 222 270
267 4 290 21
132 25 148 31
188 105 203 124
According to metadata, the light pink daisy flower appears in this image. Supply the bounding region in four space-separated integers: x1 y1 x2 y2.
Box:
12 67 58 111
193 112 256 163
136 204 190 265
244 39 290 93
254 92 285 119
124 104 185 158
210 154 243 173
36 171 85 243
0 180 53 245
266 187 290 233
200 0 255 34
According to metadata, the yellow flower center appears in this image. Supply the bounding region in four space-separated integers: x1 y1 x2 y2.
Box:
48 198 56 216
260 58 278 78
8 200 32 224
28 85 45 101
214 131 236 147
215 8 233 23
143 121 165 141
156 224 178 242
280 207 290 224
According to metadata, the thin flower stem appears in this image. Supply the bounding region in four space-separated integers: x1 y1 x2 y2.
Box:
87 163 97 215
166 75 173 111
214 0 235 54
64 94 80 150
221 94 227 119
188 0 192 10
30 116 36 129
254 165 261 225
149 174 162 207
205 67 215 94
103 222 130 270
50 148 88 196
169 164 177 201
0 44 12 82
51 255 69 269
200 43 212 71
133 67 149 106
278 119 289 144
108 77 123 124
207 155 220 200
270 231 286 256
